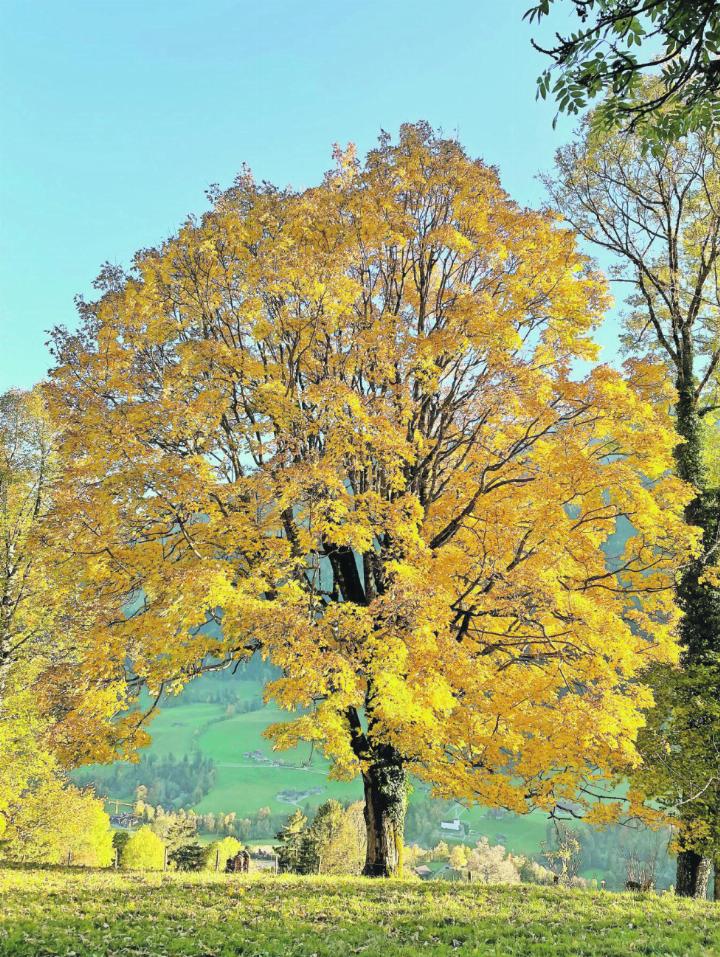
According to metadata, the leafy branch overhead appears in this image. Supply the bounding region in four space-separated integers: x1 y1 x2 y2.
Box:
526 1 720 143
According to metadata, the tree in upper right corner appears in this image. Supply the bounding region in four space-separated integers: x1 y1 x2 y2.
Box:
526 1 720 144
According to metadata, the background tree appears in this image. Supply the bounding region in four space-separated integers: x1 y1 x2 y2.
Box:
158 818 197 852
323 801 367 875
0 389 137 748
169 840 205 872
112 830 130 861
542 823 582 885
547 109 720 897
160 817 204 872
0 389 144 858
50 123 692 877
0 776 113 867
302 799 346 874
449 843 469 871
274 801 367 875
0 389 59 832
467 838 522 884
120 826 165 871
526 0 720 144
275 810 309 874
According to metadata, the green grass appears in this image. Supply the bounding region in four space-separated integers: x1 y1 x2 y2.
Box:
146 703 227 755
2 867 719 957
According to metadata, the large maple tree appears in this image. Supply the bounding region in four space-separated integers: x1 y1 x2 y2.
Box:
49 123 692 875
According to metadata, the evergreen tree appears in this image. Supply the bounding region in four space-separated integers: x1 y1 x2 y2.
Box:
169 841 205 871
274 810 308 874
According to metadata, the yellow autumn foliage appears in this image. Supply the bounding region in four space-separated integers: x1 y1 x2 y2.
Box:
48 123 694 838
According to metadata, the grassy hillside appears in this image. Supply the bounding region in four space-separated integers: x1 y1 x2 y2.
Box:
134 695 363 815
2 868 718 957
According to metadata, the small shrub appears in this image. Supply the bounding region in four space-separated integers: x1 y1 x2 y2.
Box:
120 825 165 871
169 841 204 871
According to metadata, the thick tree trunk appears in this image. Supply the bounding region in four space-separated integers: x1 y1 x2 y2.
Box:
328 548 408 879
361 743 407 877
673 384 720 890
676 850 712 899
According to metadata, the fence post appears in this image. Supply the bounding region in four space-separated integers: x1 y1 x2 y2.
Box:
163 847 168 873
67 849 72 867
215 849 219 873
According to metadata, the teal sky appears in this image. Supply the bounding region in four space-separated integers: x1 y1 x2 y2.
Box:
1 0 612 392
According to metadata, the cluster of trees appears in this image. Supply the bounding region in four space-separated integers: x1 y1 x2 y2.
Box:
275 801 366 875
405 836 585 887
3 30 720 889
571 823 676 892
445 838 565 887
76 753 216 810
274 801 584 885
132 800 285 842
114 817 247 873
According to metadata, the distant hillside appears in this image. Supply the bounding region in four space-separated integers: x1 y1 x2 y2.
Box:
75 664 548 853
75 653 677 890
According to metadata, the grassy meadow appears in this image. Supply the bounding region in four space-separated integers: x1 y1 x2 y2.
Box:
2 867 718 957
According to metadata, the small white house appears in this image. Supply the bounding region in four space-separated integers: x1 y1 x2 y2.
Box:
440 819 462 832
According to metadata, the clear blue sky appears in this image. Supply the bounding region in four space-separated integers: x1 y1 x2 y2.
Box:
1 0 607 392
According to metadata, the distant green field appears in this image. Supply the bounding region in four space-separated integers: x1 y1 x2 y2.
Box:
2 868 718 957
194 705 362 815
146 702 228 755
91 682 365 817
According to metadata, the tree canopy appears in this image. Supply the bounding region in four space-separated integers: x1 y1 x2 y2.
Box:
120 826 165 871
49 123 693 875
0 389 142 855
